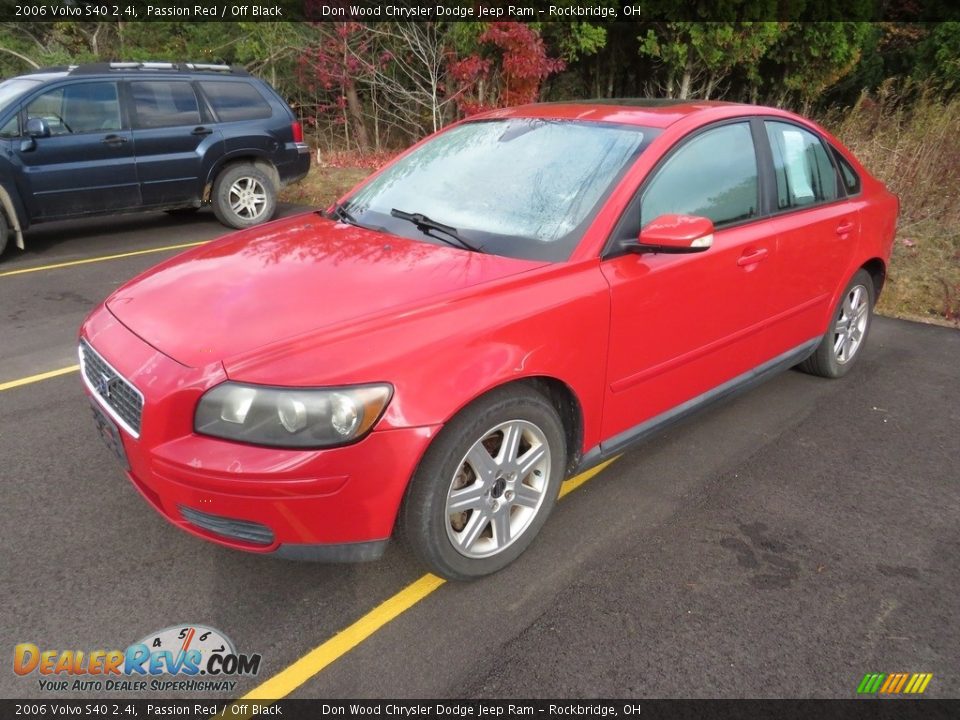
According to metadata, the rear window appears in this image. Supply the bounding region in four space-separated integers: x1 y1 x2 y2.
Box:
131 81 201 128
765 121 839 209
200 81 272 122
832 147 862 195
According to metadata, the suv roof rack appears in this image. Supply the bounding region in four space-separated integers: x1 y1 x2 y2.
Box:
65 62 248 76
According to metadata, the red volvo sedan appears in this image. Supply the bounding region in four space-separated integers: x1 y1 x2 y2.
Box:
79 101 898 580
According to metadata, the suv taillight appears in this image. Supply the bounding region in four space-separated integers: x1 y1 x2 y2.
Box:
291 121 304 144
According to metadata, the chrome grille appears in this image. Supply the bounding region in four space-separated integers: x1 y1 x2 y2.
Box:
79 339 143 437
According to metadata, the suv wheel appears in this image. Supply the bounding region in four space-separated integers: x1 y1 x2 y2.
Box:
212 163 277 229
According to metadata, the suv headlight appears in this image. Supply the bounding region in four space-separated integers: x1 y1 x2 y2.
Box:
195 382 392 448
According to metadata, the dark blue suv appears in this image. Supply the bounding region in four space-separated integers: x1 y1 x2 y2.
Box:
0 62 310 257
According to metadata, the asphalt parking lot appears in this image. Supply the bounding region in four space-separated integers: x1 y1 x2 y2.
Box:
1 209 958 700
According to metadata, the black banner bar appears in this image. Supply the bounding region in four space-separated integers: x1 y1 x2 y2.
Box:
1 0 959 23
2 699 959 720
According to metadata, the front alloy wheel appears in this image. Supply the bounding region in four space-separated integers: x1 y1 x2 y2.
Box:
445 420 551 559
401 385 566 580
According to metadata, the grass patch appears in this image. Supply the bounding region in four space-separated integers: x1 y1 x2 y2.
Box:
280 162 370 210
827 86 960 326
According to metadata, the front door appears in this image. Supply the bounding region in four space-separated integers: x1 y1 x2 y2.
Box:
18 81 139 219
600 121 778 444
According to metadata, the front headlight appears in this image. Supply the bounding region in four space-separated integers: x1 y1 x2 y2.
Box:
194 382 392 448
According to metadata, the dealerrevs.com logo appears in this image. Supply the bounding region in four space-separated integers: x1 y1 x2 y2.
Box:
14 624 261 693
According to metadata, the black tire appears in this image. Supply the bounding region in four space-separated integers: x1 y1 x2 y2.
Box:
0 212 8 259
399 384 566 581
799 269 875 378
211 163 277 229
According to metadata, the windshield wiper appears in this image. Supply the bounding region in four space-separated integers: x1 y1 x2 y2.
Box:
328 202 360 226
390 208 482 253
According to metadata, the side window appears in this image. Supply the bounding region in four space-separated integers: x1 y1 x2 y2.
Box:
199 81 272 122
26 82 121 135
831 147 861 195
765 121 839 209
0 113 19 138
130 81 201 128
642 122 759 228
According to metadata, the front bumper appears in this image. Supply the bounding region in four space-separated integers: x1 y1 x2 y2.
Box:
80 305 437 560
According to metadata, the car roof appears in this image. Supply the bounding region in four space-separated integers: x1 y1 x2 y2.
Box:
473 99 789 129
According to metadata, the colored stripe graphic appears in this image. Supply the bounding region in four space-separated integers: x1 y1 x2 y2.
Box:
857 673 882 693
879 674 897 693
859 672 932 695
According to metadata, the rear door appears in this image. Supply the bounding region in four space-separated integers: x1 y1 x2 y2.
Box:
127 79 222 207
17 80 139 219
759 120 861 354
600 121 779 442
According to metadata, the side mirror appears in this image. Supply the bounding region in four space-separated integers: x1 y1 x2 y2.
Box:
26 117 51 139
622 214 715 255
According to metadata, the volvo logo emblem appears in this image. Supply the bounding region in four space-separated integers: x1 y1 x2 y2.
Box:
95 372 114 399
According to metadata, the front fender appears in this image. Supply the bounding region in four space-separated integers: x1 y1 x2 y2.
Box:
223 261 612 455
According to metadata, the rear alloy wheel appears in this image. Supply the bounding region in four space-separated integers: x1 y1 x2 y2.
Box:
401 386 566 580
799 269 875 378
212 163 277 229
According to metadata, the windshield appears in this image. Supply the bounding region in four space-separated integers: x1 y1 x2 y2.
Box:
0 78 41 110
344 119 652 261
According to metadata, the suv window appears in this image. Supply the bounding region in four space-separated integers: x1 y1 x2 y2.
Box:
130 81 201 128
26 82 121 135
0 114 18 138
642 122 758 227
765 121 839 209
200 81 272 122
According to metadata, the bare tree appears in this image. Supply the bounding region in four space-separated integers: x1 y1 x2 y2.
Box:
354 22 460 138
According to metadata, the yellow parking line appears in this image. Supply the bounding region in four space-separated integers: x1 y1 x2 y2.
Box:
0 240 207 278
559 456 620 498
0 364 79 392
241 574 446 702
237 455 622 704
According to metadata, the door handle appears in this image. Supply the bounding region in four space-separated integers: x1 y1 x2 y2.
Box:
101 134 128 145
737 247 768 266
836 221 855 236
191 126 213 136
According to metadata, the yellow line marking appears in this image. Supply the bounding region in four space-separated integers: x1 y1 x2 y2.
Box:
234 455 623 704
241 573 445 702
559 456 621 499
0 364 79 392
917 673 933 694
0 240 207 278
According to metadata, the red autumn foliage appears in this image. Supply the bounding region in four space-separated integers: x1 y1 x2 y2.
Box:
448 22 565 116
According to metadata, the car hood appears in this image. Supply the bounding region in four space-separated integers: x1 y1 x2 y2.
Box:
106 213 547 368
